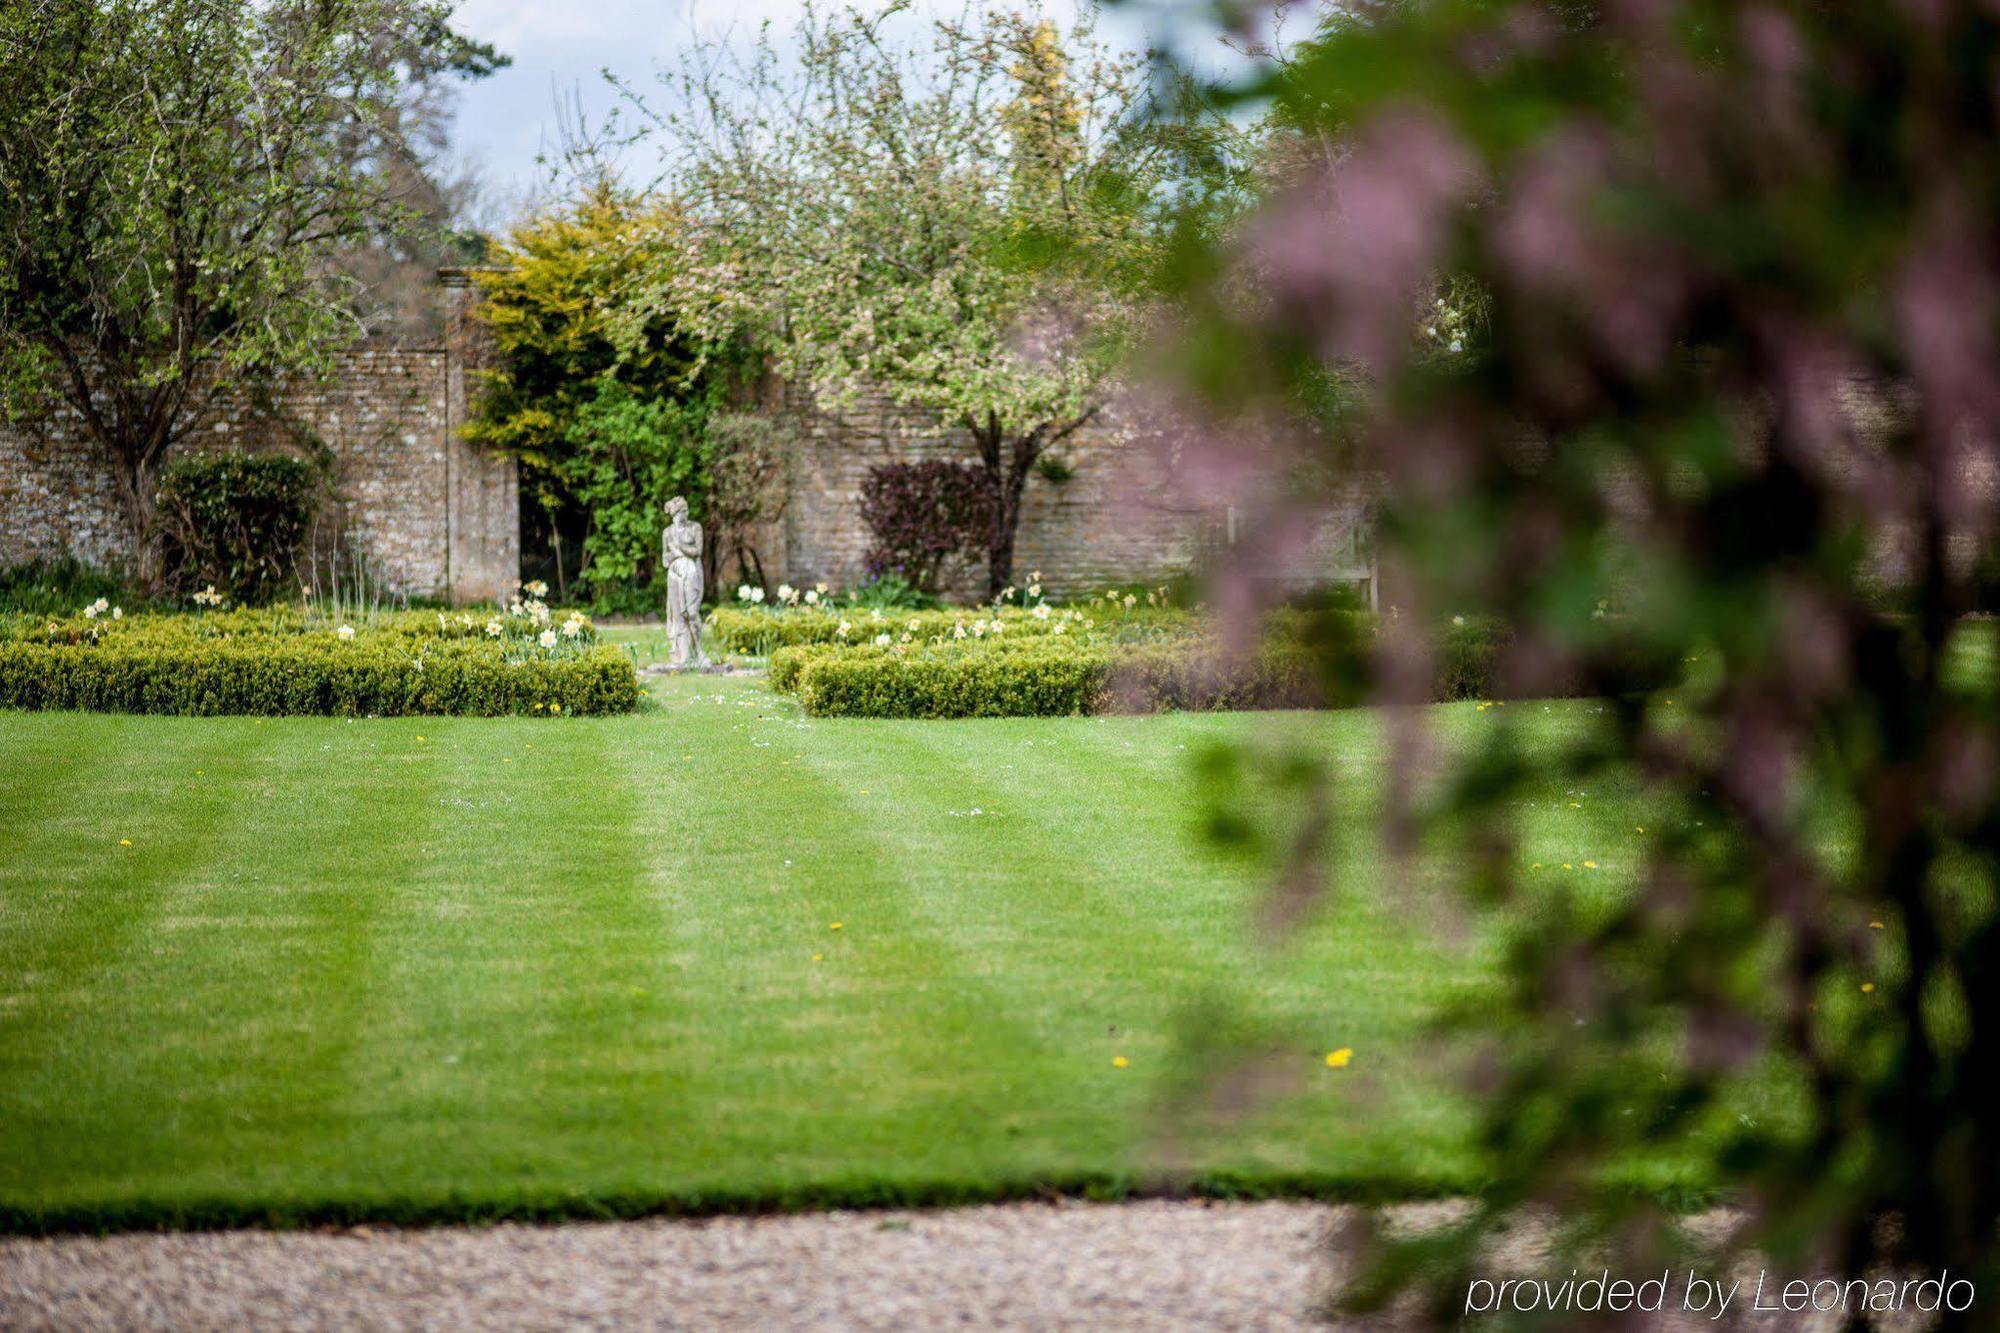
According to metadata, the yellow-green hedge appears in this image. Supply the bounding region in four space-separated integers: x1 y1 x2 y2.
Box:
706 603 1197 656
770 611 1676 719
776 637 1325 719
0 610 640 716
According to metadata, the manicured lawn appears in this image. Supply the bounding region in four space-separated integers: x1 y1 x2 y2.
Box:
0 641 1652 1233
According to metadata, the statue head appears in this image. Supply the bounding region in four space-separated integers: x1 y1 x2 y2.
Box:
665 496 689 521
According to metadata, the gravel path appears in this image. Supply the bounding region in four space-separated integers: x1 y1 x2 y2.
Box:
1 1201 1925 1331
0 1201 1344 1332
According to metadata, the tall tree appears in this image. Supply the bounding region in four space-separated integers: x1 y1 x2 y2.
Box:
0 0 498 583
617 4 1170 598
464 183 742 606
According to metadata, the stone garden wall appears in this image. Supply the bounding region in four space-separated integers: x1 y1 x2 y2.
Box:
0 274 516 604
754 382 1231 601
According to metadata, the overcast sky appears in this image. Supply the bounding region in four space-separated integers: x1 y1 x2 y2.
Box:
446 0 1245 224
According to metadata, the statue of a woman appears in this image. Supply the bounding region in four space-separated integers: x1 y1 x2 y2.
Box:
663 496 708 670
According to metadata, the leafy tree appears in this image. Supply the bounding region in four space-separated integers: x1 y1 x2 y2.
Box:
1163 0 2000 1321
465 184 739 604
0 0 497 585
619 4 1170 599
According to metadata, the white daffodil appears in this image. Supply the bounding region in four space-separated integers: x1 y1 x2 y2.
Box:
336 624 355 641
804 589 819 605
562 621 581 638
836 620 852 637
538 629 557 648
874 632 891 647
738 584 754 602
486 620 502 637
1032 602 1051 620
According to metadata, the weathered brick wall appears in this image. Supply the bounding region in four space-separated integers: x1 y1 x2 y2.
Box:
0 273 516 603
761 383 1217 600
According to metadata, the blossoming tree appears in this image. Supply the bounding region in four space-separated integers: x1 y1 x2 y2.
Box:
615 4 1172 598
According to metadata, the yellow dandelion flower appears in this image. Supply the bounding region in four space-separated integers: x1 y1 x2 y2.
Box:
829 922 843 931
1583 860 1598 869
1569 801 1582 809
1562 863 1574 870
1111 1055 1129 1069
1635 826 1645 833
1861 983 1876 994
812 953 824 962
119 838 131 847
1869 921 1885 930
1325 1048 1353 1069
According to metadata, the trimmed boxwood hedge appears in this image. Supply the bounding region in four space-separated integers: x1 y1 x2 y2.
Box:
777 637 1325 719
0 611 641 717
772 611 1678 719
707 603 1197 656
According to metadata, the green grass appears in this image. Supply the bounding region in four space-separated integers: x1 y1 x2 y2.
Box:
0 636 1654 1234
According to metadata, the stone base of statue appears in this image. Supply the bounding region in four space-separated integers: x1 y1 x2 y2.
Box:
667 611 708 671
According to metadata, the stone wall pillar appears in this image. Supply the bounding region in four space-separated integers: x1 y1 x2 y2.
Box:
439 267 519 605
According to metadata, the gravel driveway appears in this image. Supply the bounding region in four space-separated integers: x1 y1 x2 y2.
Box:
0 1201 1342 1332
1 1200 1939 1331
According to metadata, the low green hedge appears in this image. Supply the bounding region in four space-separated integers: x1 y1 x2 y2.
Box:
0 608 641 716
780 637 1326 719
708 603 1197 656
0 639 638 717
794 642 1110 719
773 611 1677 719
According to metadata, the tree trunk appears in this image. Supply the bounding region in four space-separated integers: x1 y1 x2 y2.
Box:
112 451 166 589
977 426 1040 601
968 411 1096 601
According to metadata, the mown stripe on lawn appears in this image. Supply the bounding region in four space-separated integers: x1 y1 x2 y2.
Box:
0 716 433 1223
621 689 1139 1195
328 714 674 1203
0 716 284 1079
872 708 1486 1184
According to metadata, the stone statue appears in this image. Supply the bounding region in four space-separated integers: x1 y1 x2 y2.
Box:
663 496 708 670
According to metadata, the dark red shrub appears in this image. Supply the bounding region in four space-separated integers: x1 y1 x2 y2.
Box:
858 461 995 593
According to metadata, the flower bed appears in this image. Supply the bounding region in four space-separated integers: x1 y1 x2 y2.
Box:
706 601 1198 657
0 599 641 717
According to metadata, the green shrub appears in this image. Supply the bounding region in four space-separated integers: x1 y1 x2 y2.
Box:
0 609 640 716
157 452 320 605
